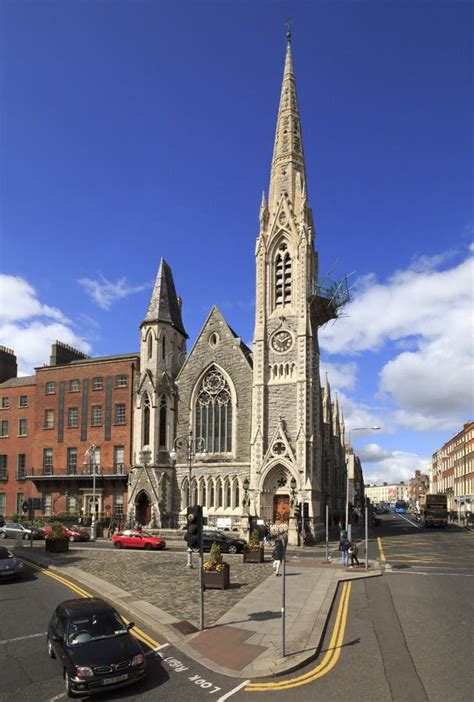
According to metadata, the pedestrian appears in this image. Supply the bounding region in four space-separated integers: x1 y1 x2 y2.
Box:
272 537 284 576
107 521 117 539
348 540 360 567
339 531 351 567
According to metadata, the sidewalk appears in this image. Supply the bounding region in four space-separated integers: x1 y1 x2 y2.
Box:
14 539 382 679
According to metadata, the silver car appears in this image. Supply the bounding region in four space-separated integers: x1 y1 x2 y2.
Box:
0 546 24 580
0 522 43 539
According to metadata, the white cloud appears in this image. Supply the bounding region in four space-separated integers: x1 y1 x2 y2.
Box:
79 275 149 310
320 361 357 391
356 442 392 463
321 246 474 431
0 275 90 375
363 450 430 485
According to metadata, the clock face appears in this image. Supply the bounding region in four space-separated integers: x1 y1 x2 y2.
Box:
271 330 293 353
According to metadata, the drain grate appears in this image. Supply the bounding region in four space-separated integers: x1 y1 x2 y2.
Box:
171 620 199 635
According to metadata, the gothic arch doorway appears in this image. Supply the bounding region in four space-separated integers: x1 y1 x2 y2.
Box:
135 491 151 526
273 495 290 523
260 462 295 523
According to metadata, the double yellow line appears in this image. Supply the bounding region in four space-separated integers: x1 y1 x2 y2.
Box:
245 581 352 692
25 561 161 651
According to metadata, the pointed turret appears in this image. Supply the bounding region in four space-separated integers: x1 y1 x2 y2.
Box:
142 258 187 337
268 34 307 213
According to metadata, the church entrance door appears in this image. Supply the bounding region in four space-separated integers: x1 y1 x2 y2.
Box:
273 495 290 523
136 492 151 526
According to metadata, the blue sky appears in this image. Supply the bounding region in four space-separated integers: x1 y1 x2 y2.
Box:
1 1 472 484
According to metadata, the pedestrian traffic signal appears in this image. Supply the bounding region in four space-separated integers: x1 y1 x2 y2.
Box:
185 506 203 550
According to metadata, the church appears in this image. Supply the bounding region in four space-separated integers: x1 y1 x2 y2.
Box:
128 35 350 544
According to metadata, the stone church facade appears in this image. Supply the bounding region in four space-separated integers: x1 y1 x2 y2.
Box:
128 38 349 544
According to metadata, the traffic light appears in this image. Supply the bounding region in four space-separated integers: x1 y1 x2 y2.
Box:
294 503 302 520
185 506 203 551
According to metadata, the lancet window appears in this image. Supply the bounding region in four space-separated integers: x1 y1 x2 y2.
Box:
195 368 233 453
275 241 292 307
158 394 167 448
142 394 151 447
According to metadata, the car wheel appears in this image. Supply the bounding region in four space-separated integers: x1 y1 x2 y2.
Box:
1 532 6 538
114 541 123 548
47 636 56 659
64 670 76 698
144 543 152 550
228 545 238 554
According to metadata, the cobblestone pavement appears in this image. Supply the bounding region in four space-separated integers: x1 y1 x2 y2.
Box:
51 548 274 627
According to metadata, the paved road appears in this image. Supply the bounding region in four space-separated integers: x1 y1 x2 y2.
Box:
230 513 473 702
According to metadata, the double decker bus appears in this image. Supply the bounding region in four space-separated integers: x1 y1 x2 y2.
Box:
395 500 408 514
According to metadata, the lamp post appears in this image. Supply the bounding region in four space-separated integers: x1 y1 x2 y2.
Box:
169 431 207 567
84 444 100 541
346 427 380 537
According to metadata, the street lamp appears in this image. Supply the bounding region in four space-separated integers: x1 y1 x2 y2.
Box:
346 426 380 534
242 477 250 509
84 444 100 541
169 431 207 567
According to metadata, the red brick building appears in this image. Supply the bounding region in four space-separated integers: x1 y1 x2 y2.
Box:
0 343 138 526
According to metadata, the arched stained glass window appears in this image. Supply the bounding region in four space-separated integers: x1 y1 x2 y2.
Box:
143 394 151 447
275 241 292 307
159 394 167 448
195 368 233 453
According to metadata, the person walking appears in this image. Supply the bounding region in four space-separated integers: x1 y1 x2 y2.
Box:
348 540 360 567
339 531 351 567
272 537 284 576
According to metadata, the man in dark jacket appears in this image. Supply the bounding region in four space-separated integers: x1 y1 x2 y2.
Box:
339 531 351 567
272 537 285 576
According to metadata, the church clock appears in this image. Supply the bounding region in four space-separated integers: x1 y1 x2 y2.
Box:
271 330 293 353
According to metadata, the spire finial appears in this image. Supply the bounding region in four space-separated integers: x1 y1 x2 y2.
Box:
286 17 292 47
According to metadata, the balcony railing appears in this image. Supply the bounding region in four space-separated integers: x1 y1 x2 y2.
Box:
26 465 130 479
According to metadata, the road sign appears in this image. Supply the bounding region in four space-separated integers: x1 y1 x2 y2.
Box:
22 501 29 514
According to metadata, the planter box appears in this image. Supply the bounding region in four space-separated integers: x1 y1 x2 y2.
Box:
45 538 69 553
202 563 230 590
243 546 265 563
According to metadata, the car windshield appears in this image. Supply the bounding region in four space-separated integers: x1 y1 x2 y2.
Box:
67 611 128 645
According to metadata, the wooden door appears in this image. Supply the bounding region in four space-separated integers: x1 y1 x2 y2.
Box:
273 495 290 523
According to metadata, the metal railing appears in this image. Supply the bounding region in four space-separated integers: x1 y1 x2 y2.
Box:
25 465 130 478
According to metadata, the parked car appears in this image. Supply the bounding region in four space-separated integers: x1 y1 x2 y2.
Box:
196 530 247 554
43 524 90 542
0 522 44 540
47 597 146 697
0 515 5 527
113 530 166 551
0 546 25 580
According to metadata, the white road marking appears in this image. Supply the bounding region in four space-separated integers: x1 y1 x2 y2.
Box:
396 513 422 528
48 694 66 701
217 680 251 701
145 642 170 656
386 570 474 577
0 631 46 645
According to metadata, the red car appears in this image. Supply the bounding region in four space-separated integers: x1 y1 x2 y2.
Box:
113 530 166 550
43 524 90 542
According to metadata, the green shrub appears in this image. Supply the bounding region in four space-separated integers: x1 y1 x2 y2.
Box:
248 529 261 550
209 542 223 566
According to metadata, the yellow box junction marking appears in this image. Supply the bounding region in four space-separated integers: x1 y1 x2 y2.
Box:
377 537 386 561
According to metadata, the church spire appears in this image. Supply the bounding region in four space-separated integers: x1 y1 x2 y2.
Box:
268 29 307 213
142 258 187 337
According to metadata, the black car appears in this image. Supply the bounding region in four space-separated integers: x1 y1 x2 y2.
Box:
195 530 247 554
47 598 146 697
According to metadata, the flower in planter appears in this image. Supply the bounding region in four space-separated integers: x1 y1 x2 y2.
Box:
45 521 66 541
203 542 227 572
245 529 262 551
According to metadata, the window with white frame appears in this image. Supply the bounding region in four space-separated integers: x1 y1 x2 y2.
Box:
19 395 28 407
16 493 25 513
0 492 5 516
0 455 7 478
1 397 9 409
114 446 124 473
44 409 54 429
69 379 80 392
68 407 78 428
91 405 102 426
45 382 55 395
43 494 52 516
115 375 128 388
114 403 126 424
0 420 9 437
43 448 53 473
66 494 77 513
92 377 103 390
17 454 26 479
113 492 124 516
67 448 77 475
18 418 27 436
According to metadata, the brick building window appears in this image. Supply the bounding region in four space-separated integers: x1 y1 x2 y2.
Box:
0 493 5 516
43 448 53 474
18 418 27 436
0 455 7 480
113 493 124 516
92 377 103 390
66 494 77 513
69 379 80 392
0 420 9 437
17 454 26 480
67 407 78 428
16 493 25 514
114 446 125 474
67 448 77 475
114 404 126 424
45 382 55 395
44 410 54 429
19 395 28 407
1 397 9 409
115 375 128 389
91 405 102 426
43 495 52 516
